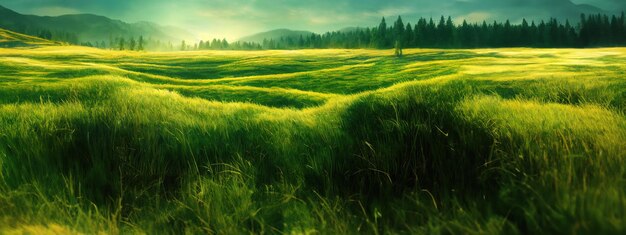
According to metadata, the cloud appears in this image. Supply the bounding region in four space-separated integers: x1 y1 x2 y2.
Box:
455 11 492 23
572 0 626 10
31 6 80 16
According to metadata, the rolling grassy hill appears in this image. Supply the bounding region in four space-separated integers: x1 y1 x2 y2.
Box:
0 28 59 47
0 45 624 234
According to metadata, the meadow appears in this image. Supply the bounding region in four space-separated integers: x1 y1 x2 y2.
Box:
0 46 624 234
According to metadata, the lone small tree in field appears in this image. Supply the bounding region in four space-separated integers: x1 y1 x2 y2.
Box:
181 40 186 51
394 40 403 57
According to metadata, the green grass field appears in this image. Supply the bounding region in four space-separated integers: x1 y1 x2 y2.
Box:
0 46 625 234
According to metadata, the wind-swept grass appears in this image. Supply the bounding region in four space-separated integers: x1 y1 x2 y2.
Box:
0 46 625 234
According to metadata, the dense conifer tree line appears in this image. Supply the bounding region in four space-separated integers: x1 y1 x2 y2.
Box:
256 13 626 49
89 36 261 51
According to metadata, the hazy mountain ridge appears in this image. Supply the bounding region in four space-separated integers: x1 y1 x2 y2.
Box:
0 5 195 44
238 29 315 43
451 0 607 23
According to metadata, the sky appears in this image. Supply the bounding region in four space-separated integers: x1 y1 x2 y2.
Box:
1 0 625 40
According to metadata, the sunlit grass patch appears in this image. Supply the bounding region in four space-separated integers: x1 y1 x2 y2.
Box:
2 223 82 235
458 95 626 151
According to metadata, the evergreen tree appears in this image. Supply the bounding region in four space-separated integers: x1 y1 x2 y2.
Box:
109 35 114 50
405 23 414 47
129 37 137 51
520 19 530 45
377 17 388 48
503 20 513 46
119 37 125 50
426 18 436 47
138 36 144 51
393 16 405 48
298 35 305 47
564 20 575 47
445 16 454 46
459 20 472 47
437 16 446 46
479 21 489 47
529 21 538 46
621 12 626 44
415 18 427 47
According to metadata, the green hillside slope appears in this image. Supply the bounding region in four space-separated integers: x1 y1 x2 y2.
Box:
0 28 59 47
0 5 194 44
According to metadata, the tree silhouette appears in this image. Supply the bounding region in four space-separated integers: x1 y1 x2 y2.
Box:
405 23 414 47
138 36 144 51
377 17 388 48
129 37 136 51
119 37 125 50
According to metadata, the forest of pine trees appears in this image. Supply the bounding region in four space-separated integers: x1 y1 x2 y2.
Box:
254 13 626 49
84 36 261 51
196 39 262 50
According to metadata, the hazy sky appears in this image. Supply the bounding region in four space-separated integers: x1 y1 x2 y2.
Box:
1 0 624 40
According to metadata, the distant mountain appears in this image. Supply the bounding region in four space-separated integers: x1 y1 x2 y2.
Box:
0 27 59 47
449 0 607 23
554 1 607 20
238 29 315 43
338 27 367 33
575 4 607 14
0 5 195 44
